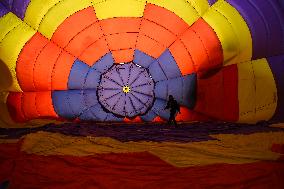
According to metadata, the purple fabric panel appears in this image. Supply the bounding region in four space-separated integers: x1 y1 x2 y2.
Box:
267 55 284 122
226 0 284 59
11 0 30 19
208 0 217 6
1 0 13 10
249 0 284 56
0 3 9 17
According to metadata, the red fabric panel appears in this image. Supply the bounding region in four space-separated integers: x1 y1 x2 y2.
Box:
64 22 104 58
143 4 188 36
7 92 58 121
194 65 238 121
17 33 49 91
112 49 135 63
33 43 62 91
21 92 38 120
136 35 165 58
180 18 223 75
51 7 98 48
78 37 109 66
6 93 26 122
223 65 239 121
169 39 195 75
100 18 141 35
1 143 284 189
176 107 210 122
140 19 176 48
52 52 76 90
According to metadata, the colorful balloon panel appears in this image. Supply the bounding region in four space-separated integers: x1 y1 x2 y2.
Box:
0 0 283 126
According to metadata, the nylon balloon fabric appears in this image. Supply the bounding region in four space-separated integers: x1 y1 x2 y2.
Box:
0 0 283 125
0 0 284 188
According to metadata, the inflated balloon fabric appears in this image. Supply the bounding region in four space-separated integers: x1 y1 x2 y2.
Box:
0 0 284 126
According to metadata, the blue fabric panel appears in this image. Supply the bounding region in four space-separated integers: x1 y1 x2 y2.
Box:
148 61 167 82
92 53 114 73
154 81 168 100
67 90 85 117
183 74 197 109
79 110 97 121
89 104 108 121
83 90 98 108
84 69 101 89
68 60 90 89
105 113 123 122
151 99 168 119
140 110 157 122
157 49 181 79
167 77 183 104
52 91 75 119
133 50 156 68
0 3 9 17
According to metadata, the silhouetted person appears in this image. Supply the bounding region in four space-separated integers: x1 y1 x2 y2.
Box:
165 95 180 127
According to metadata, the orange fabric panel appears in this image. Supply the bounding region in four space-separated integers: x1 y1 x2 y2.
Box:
153 116 166 122
100 18 141 35
124 116 142 123
51 7 98 48
191 19 223 72
169 39 195 75
143 4 188 36
35 92 58 118
140 19 176 48
112 49 135 63
79 37 109 66
22 92 38 120
52 51 76 90
105 33 138 51
136 35 165 58
194 65 238 121
7 92 26 122
180 28 209 73
33 43 62 91
17 33 49 91
64 22 103 57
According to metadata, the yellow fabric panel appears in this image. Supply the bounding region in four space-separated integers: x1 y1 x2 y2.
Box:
24 0 61 30
238 59 277 123
186 0 209 16
0 22 36 92
0 13 21 42
92 0 146 20
38 0 92 39
147 0 199 26
203 0 252 66
22 131 284 167
253 59 277 121
238 61 256 123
